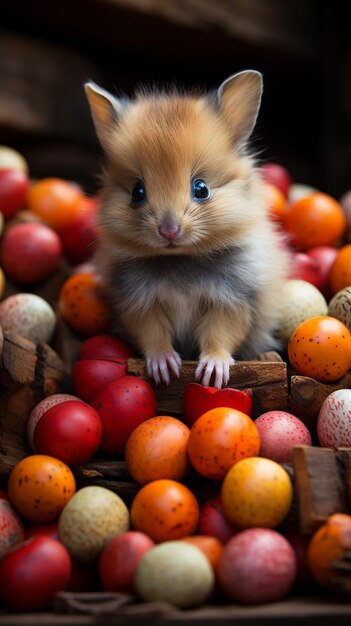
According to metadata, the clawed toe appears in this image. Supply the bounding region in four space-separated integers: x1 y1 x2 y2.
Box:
146 351 182 385
195 356 234 389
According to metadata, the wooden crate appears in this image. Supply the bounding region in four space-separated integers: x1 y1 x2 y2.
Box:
1 294 351 624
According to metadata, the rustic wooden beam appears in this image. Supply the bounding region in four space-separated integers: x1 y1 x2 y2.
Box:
292 445 349 535
0 331 66 480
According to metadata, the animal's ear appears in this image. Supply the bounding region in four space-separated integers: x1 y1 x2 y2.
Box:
84 81 124 149
217 70 263 148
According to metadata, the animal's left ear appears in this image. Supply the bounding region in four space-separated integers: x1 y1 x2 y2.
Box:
217 70 263 148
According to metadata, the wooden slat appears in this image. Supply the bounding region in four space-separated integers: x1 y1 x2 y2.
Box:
292 446 349 535
0 331 66 480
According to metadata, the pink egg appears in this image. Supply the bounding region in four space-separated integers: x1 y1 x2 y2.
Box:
217 528 296 604
27 394 80 450
255 410 312 463
317 389 351 449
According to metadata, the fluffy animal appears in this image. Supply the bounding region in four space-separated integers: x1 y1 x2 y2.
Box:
85 70 289 389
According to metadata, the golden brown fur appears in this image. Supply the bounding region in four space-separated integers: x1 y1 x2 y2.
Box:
85 72 289 388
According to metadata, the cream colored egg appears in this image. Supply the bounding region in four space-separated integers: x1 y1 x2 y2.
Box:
135 541 214 608
288 183 318 204
328 287 351 332
0 267 5 298
0 146 29 173
0 293 56 344
277 279 328 343
58 486 130 562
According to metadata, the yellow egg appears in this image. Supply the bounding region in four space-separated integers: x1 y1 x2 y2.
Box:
276 279 328 343
221 457 293 528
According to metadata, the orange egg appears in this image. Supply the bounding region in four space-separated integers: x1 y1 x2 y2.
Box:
221 457 292 529
58 272 110 336
180 536 223 570
307 513 351 590
288 315 351 382
264 182 287 225
8 455 76 522
187 407 260 480
329 244 351 295
125 416 190 484
27 178 83 231
284 192 346 250
130 479 199 543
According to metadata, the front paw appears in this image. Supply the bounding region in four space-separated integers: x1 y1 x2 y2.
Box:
146 351 182 385
195 355 235 389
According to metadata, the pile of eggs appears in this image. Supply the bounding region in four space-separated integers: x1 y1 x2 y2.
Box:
1 149 351 613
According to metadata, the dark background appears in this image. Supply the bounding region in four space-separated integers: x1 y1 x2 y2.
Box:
0 0 350 198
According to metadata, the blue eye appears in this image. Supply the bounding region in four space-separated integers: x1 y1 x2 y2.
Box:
192 179 210 201
131 181 146 205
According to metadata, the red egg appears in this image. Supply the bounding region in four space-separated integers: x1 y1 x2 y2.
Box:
198 496 236 544
260 162 292 197
32 400 102 465
0 222 62 284
79 334 137 360
27 394 80 450
0 536 71 612
92 375 157 455
72 359 127 403
99 531 155 593
0 168 29 219
59 195 99 264
255 410 312 463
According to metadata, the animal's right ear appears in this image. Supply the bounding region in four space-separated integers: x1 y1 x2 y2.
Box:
84 81 124 149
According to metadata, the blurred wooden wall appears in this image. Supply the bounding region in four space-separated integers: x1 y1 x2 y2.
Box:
0 0 349 197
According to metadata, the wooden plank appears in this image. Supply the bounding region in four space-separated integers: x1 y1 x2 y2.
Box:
2 596 351 626
127 358 288 419
289 373 351 433
292 446 349 535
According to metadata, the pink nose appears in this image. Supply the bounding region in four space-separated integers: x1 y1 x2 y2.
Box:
158 219 181 241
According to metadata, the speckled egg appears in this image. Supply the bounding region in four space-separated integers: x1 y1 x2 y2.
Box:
288 315 351 382
221 457 293 529
317 389 351 449
58 486 130 562
255 411 312 463
276 280 328 343
8 455 76 522
27 394 80 450
328 287 351 332
134 541 214 608
0 293 56 344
